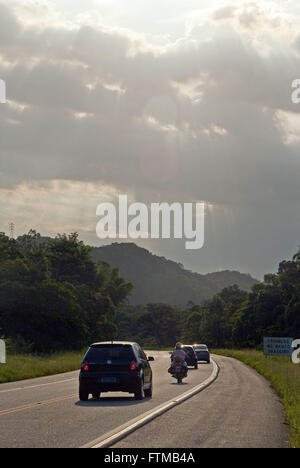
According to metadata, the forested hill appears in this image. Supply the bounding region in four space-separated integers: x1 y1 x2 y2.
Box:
91 243 258 306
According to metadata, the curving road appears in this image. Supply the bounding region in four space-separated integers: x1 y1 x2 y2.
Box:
113 355 289 449
0 353 289 448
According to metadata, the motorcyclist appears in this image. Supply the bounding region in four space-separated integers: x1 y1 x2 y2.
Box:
169 342 188 372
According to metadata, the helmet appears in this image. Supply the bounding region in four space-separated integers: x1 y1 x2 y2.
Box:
175 342 182 350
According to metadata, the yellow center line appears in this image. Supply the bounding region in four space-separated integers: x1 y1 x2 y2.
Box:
0 394 77 416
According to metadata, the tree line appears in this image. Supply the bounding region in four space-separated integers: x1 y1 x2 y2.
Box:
0 231 133 353
116 246 300 349
0 229 299 353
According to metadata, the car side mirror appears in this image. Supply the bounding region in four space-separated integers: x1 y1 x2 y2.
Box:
147 356 155 362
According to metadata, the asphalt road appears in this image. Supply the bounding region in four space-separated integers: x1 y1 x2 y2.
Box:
0 353 289 448
113 355 290 449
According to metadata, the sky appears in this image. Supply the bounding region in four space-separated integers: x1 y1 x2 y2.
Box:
0 0 300 278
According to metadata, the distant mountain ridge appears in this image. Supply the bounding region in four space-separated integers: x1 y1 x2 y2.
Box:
91 243 258 306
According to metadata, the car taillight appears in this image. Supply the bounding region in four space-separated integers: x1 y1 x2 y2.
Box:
129 362 138 371
82 364 89 371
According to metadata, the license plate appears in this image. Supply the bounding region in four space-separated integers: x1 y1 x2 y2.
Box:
100 377 118 383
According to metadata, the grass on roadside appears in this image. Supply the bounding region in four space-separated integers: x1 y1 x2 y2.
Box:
213 349 300 448
0 352 84 384
0 348 169 385
0 346 168 385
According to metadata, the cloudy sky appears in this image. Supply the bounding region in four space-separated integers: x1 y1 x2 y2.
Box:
0 0 300 278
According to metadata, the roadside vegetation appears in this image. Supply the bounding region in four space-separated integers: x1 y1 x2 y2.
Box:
0 348 168 384
1 230 300 353
0 230 133 354
117 245 300 349
0 352 84 383
213 349 300 448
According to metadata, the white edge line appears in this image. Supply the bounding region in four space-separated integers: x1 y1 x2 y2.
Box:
82 359 219 449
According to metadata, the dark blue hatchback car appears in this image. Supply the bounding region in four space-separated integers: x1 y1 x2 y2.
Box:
79 342 154 401
193 344 210 364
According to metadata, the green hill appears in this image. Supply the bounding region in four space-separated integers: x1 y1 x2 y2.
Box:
91 243 258 306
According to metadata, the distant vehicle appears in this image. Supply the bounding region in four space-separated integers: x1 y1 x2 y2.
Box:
193 344 210 364
79 342 154 401
182 345 198 369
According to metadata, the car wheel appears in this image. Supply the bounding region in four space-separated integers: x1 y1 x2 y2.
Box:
144 380 153 398
135 379 145 400
79 388 89 401
92 392 101 399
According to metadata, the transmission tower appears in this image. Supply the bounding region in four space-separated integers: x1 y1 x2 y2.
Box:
9 222 15 240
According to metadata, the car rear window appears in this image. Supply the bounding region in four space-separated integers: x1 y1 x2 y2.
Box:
84 345 135 362
195 346 208 350
183 347 194 353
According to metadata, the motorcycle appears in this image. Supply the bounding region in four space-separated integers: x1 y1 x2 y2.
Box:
169 358 188 384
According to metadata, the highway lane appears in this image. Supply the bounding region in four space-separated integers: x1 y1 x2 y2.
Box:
0 351 213 448
113 354 290 449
